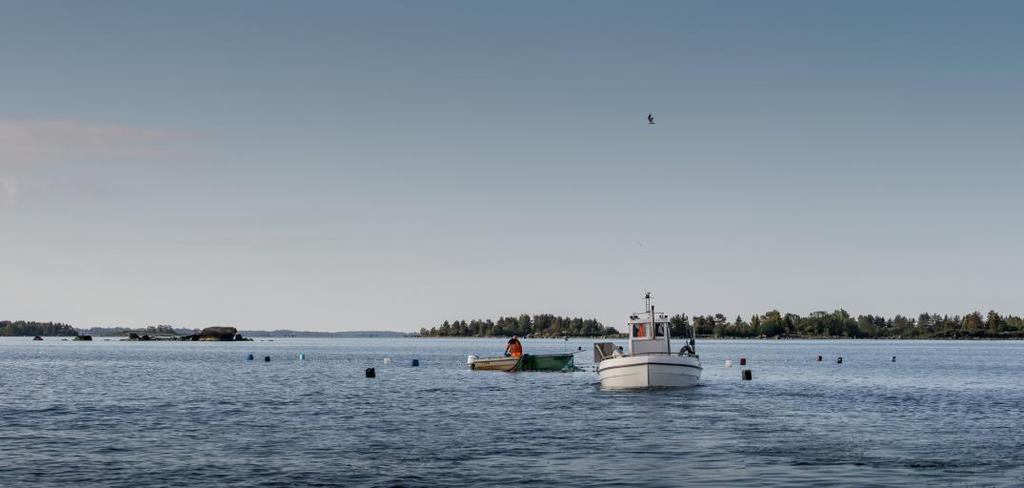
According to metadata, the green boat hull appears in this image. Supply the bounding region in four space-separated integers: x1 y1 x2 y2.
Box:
513 353 576 372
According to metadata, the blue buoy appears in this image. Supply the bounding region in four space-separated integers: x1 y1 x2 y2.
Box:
837 356 843 364
299 353 305 360
411 359 420 367
891 356 896 362
246 354 254 361
264 356 271 362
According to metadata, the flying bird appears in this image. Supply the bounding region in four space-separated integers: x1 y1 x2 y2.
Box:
647 113 655 125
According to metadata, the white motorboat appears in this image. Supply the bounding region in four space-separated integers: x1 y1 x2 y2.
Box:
594 293 702 388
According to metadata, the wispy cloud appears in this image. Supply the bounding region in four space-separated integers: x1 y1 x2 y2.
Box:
0 118 178 166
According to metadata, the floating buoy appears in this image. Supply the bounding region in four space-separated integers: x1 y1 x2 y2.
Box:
299 353 305 360
365 367 376 378
837 356 843 364
891 356 896 362
739 357 747 366
411 359 420 367
264 356 271 362
383 357 392 365
724 360 733 368
816 355 822 362
741 369 753 381
246 354 254 361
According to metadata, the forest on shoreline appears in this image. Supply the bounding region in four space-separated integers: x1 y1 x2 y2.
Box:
419 310 1024 339
7 309 1024 339
418 315 618 338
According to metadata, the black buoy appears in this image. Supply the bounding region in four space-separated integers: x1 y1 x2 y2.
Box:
739 357 747 366
741 369 753 381
365 367 376 378
891 356 896 362
411 359 419 367
816 355 822 362
247 354 254 361
264 356 270 362
837 356 843 364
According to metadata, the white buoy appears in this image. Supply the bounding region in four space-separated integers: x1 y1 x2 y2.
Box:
725 359 733 368
383 357 392 365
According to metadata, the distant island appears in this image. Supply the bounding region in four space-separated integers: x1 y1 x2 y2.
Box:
1 321 78 337
6 309 1024 340
0 321 408 339
419 310 1024 339
240 330 408 338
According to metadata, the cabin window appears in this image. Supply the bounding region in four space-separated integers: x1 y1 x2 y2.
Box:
632 324 646 337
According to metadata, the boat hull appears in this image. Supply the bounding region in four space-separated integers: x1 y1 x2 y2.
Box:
468 356 521 371
516 353 575 372
597 354 701 389
468 353 576 372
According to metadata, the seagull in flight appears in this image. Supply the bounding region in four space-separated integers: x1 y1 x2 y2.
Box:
647 113 655 125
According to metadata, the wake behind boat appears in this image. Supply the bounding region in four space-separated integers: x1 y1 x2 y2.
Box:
594 293 702 388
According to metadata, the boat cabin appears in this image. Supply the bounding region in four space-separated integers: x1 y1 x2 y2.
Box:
628 310 671 355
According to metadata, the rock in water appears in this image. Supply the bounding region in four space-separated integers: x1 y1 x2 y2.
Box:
197 327 242 341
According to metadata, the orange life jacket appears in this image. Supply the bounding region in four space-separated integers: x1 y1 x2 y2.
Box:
508 340 523 358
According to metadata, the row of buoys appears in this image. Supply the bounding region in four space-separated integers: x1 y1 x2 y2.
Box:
245 354 419 379
725 357 753 380
815 354 897 363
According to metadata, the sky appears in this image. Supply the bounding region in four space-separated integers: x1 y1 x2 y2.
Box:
1 1 1022 331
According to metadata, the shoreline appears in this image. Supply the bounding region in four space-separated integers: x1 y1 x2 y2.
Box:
6 335 1023 341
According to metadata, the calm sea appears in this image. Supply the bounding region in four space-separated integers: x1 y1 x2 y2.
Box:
1 338 1022 487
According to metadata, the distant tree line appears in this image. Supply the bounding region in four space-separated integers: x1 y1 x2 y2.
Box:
0 321 78 337
419 314 620 338
78 325 195 337
670 310 1024 339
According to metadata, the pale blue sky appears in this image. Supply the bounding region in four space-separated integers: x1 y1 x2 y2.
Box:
2 1 1021 330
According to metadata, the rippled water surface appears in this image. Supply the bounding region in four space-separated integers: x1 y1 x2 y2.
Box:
2 338 1023 487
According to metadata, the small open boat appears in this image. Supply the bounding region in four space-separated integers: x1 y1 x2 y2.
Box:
467 353 575 372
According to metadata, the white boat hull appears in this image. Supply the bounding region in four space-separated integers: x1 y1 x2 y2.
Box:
597 354 702 389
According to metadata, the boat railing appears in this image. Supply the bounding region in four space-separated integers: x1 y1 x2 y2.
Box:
631 351 700 359
593 342 617 362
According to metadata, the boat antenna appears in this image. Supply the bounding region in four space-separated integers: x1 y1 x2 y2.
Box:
648 292 655 342
690 310 697 354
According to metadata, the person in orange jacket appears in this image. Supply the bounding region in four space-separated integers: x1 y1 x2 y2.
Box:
505 335 523 358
